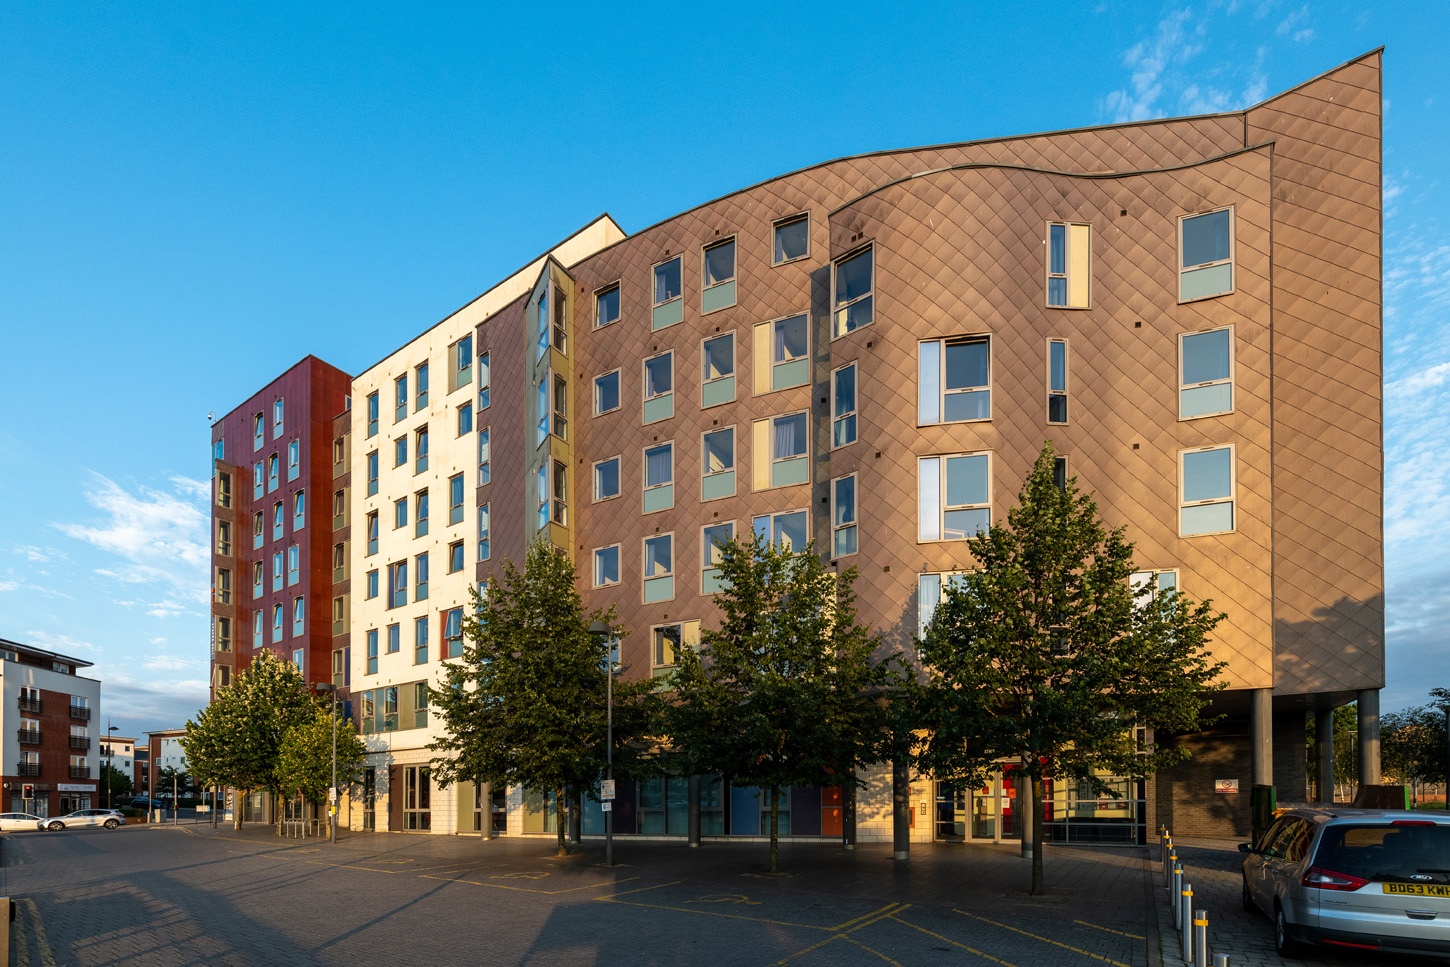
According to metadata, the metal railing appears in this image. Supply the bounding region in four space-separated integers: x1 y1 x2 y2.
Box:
69 736 91 750
17 698 41 714
1042 796 1147 845
68 766 91 779
17 763 40 777
70 705 91 721
16 730 40 745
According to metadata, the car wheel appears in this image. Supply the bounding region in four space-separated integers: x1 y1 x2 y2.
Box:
1242 878 1254 913
46 821 64 831
1274 905 1301 958
103 819 120 829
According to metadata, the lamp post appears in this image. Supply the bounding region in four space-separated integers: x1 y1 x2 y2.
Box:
316 683 338 843
105 723 118 809
589 620 614 867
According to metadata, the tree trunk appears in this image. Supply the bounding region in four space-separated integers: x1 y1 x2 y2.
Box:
1030 775 1046 895
233 789 244 830
555 785 569 856
769 785 780 875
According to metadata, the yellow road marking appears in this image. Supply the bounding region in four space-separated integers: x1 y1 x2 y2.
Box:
604 895 828 930
953 909 1131 967
686 893 760 906
830 902 904 932
839 933 906 966
420 872 633 895
890 915 1018 967
775 904 908 964
1072 919 1145 940
19 898 57 967
598 880 677 899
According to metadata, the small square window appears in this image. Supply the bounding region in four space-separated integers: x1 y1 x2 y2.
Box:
593 545 620 588
595 283 621 329
594 370 621 415
594 457 621 501
773 213 809 264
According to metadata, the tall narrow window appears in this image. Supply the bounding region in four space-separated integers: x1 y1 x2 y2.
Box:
272 604 284 643
773 213 809 264
394 496 408 530
394 435 407 467
832 246 873 337
552 373 568 441
387 624 401 654
652 256 683 330
395 374 408 423
414 615 429 664
366 629 379 674
643 352 674 425
444 608 464 659
453 334 473 390
701 332 735 408
286 440 300 481
366 511 379 555
271 551 283 591
273 399 284 436
387 561 408 609
1179 328 1233 419
252 510 263 549
292 597 305 637
832 363 857 447
447 541 464 574
416 360 429 410
366 392 379 437
415 425 429 473
457 401 473 436
643 443 674 514
478 427 490 486
551 284 567 354
701 522 733 594
367 450 379 496
643 534 674 603
919 336 991 423
832 474 859 557
701 238 736 313
478 502 491 561
253 412 265 450
292 490 305 530
267 453 279 491
1046 222 1091 308
1179 208 1234 301
1047 339 1068 424
477 352 490 409
253 462 264 499
1180 445 1235 535
217 520 233 556
918 453 990 542
272 501 284 540
448 473 465 525
754 313 808 393
701 427 735 501
595 283 620 329
414 489 429 538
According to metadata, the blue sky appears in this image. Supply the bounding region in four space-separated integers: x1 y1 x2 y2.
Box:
1 2 1445 738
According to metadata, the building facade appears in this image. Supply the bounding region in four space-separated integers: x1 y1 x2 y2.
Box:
0 636 102 817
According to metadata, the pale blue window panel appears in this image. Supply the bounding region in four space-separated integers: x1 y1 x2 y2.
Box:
643 535 674 603
701 332 735 408
643 444 674 513
652 257 683 330
272 501 284 541
1180 328 1233 418
1180 209 1234 301
701 238 736 314
1181 447 1234 535
701 522 733 594
292 491 305 531
414 616 429 665
702 428 735 501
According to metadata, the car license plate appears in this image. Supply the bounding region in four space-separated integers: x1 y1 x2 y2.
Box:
1383 883 1450 897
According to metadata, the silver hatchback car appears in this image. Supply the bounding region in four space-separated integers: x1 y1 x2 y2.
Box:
1241 807 1450 958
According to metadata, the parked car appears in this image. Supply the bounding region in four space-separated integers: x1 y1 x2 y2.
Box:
0 812 46 832
129 796 172 810
1241 807 1450 958
44 808 125 831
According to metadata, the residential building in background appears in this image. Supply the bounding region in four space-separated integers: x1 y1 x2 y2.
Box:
208 51 1385 843
0 636 102 817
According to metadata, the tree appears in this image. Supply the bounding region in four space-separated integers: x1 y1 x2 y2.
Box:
182 651 317 830
1382 704 1447 798
102 762 133 804
428 540 659 856
915 443 1226 895
668 531 903 875
275 702 369 816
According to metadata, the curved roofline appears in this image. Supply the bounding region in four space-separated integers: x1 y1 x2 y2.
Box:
829 142 1275 216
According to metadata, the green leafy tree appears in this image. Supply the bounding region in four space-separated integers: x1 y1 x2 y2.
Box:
1307 704 1361 801
275 702 369 821
102 762 133 806
915 443 1226 895
428 540 659 856
668 532 903 875
182 651 316 831
1382 704 1447 795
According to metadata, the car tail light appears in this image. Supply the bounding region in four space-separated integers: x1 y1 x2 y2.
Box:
1302 866 1370 891
1391 820 1435 827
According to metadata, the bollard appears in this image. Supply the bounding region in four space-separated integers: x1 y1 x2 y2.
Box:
1172 865 1183 927
1160 827 1168 866
1165 837 1174 877
1212 955 1229 967
1193 909 1208 967
1180 883 1193 964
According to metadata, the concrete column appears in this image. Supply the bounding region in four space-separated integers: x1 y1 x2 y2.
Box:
687 775 701 847
1313 711 1334 803
1017 770 1034 860
892 758 910 862
1250 688 1273 787
1357 689 1382 786
842 782 856 850
480 782 492 837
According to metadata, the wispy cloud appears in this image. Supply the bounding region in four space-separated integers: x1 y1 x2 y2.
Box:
21 630 98 655
1101 9 1196 122
143 655 201 672
1274 4 1314 43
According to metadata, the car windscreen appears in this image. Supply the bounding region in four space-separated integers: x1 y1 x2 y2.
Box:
1313 824 1450 884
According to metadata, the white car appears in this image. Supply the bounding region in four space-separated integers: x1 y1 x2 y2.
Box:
44 808 124 830
0 812 46 831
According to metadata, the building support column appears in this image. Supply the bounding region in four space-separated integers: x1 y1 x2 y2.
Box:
687 775 701 847
1313 711 1335 803
1018 767 1034 860
1357 688 1382 787
480 782 492 837
892 758 910 862
1250 688 1273 787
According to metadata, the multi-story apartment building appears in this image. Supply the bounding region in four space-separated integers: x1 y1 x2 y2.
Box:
98 732 135 808
0 636 102 817
214 51 1384 842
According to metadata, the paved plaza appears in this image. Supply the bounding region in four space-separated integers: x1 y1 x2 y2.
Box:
0 825 1426 966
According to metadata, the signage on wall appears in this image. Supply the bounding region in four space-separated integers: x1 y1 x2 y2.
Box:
1214 779 1240 794
57 784 97 793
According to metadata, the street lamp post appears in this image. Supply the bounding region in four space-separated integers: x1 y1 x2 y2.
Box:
316 683 339 843
105 723 118 809
589 620 614 867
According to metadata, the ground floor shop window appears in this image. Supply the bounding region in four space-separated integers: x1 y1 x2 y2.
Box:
403 766 430 831
522 788 558 833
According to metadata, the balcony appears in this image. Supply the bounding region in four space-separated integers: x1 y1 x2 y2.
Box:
69 736 91 750
17 763 40 777
70 705 91 721
17 730 41 745
18 697 41 714
68 766 91 779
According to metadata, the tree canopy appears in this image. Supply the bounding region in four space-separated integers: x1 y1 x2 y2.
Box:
275 701 369 807
667 531 903 874
428 540 659 855
915 443 1226 894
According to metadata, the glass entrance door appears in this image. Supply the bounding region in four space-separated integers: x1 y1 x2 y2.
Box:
934 784 966 842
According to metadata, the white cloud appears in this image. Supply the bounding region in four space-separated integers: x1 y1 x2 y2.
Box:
1101 9 1195 122
21 630 98 655
144 655 200 672
1274 4 1314 43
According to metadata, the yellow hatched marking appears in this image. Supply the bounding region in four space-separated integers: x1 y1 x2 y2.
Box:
775 904 907 964
19 898 58 967
598 880 677 899
603 895 827 930
830 902 904 932
839 934 906 966
421 872 632 895
1072 920 1146 941
953 909 1131 967
890 915 1017 967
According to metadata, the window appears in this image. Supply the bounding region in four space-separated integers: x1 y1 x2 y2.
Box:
395 374 408 422
701 522 733 594
267 453 279 492
593 545 620 588
536 287 552 361
773 213 809 264
643 352 673 424
919 336 991 423
832 363 857 447
595 282 621 328
292 490 305 530
253 611 264 647
292 597 305 637
366 629 379 674
1054 455 1068 492
366 392 379 437
332 542 345 581
415 489 429 538
366 568 378 598
252 561 263 599
253 412 265 450
754 313 808 393
552 373 568 440
252 511 263 549
917 571 970 637
535 373 567 445
1046 222 1091 308
366 511 379 555
832 474 858 557
270 399 283 438
271 551 283 591
644 443 674 513
1047 339 1068 424
593 457 620 501
214 567 232 605
652 256 683 330
286 545 299 585
1180 445 1235 535
478 502 491 561
457 401 472 436
918 453 991 541
216 471 232 509
367 450 379 495
752 412 808 489
551 283 567 354
394 496 409 530
477 428 490 486
1180 208 1234 301
415 425 429 473
214 615 232 651
701 331 735 407
702 237 736 313
216 520 233 556
253 462 263 499
594 369 621 415
286 440 300 481
414 616 429 664
271 604 284 643
752 509 808 551
1130 569 1179 608
387 623 401 654
448 473 465 525
1180 328 1233 419
448 540 464 574
701 427 735 501
832 246 873 337
453 334 473 390
272 501 284 541
416 361 429 410
394 435 407 467
443 608 464 659
477 352 490 408
643 534 674 603
652 621 699 670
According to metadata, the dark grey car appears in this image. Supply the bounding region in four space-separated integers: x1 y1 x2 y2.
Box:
1241 807 1450 958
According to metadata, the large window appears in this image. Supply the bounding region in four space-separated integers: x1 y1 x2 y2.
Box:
832 363 857 448
701 522 733 594
1047 222 1091 308
595 283 620 329
652 256 683 330
1179 328 1233 419
701 427 735 501
453 334 473 390
1047 339 1068 424
701 237 736 313
593 456 620 501
701 332 735 408
919 336 990 423
773 213 809 264
754 313 808 393
752 510 808 551
387 561 408 609
594 369 620 415
643 534 674 603
444 608 464 659
1179 208 1234 301
366 392 379 437
593 545 620 588
832 474 858 557
643 352 673 425
752 412 808 490
644 443 674 513
651 620 699 671
832 246 873 337
1180 445 1235 536
918 453 991 541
